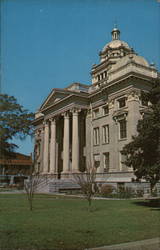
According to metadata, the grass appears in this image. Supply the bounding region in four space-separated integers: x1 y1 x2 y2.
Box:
0 194 160 250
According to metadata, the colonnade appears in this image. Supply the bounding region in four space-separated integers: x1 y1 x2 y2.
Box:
42 109 80 174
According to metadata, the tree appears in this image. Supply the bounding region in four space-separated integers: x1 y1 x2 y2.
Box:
122 82 160 194
0 94 34 158
73 164 96 210
24 154 46 211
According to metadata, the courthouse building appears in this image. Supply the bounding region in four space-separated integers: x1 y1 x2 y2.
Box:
33 27 158 183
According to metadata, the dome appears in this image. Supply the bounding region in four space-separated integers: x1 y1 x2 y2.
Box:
102 40 130 52
111 54 150 70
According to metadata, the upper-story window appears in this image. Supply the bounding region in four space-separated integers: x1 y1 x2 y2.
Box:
93 127 100 145
102 125 109 144
118 97 126 108
93 108 99 118
97 71 107 82
119 119 127 139
103 105 109 115
103 71 107 79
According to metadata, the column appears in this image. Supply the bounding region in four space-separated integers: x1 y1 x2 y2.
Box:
43 121 49 173
49 118 57 174
72 109 79 172
62 112 70 173
40 128 44 172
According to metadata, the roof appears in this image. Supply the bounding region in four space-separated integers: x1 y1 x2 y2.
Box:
102 39 130 52
111 53 150 70
0 153 32 166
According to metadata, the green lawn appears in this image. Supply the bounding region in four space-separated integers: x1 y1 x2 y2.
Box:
0 194 159 250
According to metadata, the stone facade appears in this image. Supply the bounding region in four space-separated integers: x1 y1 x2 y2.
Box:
33 27 159 183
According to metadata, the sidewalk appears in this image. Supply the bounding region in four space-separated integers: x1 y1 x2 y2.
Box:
86 238 160 250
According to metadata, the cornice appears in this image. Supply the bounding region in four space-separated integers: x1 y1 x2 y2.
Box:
41 93 89 113
88 71 154 99
32 116 44 126
44 103 89 120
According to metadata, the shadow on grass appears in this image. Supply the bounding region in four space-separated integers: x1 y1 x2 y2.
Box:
133 199 160 210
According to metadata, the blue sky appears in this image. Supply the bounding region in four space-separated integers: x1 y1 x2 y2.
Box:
1 0 160 155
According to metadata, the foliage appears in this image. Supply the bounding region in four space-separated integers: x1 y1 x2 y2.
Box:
73 166 96 210
0 94 34 158
101 186 136 199
117 187 135 199
122 82 160 193
136 189 144 198
100 184 115 196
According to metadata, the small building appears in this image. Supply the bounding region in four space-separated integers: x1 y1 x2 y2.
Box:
33 27 159 185
0 152 32 176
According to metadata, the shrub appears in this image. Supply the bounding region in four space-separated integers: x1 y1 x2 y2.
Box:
136 189 144 197
101 184 115 196
151 188 158 197
117 187 135 199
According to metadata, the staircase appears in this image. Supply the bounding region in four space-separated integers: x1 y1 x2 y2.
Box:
35 177 80 193
49 179 80 193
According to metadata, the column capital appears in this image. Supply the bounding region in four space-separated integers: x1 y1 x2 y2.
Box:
61 111 70 118
49 117 56 124
71 108 81 115
43 120 49 126
35 128 42 137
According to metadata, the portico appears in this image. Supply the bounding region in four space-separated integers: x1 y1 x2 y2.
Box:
40 108 83 176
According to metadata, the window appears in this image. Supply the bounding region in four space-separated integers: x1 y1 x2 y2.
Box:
118 97 126 108
94 154 100 168
93 108 99 118
103 71 107 79
119 119 127 139
103 153 109 172
103 105 109 115
93 127 100 145
102 125 109 144
119 151 126 171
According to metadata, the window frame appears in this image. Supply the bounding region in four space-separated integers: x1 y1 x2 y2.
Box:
119 119 127 139
102 105 109 116
103 152 109 173
102 124 109 144
93 127 100 145
93 108 99 119
118 97 126 109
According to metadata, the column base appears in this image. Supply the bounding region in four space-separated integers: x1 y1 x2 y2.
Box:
49 171 58 175
41 172 49 175
71 169 80 174
61 170 72 174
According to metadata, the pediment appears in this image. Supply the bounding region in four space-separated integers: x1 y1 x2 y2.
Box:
40 89 70 110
